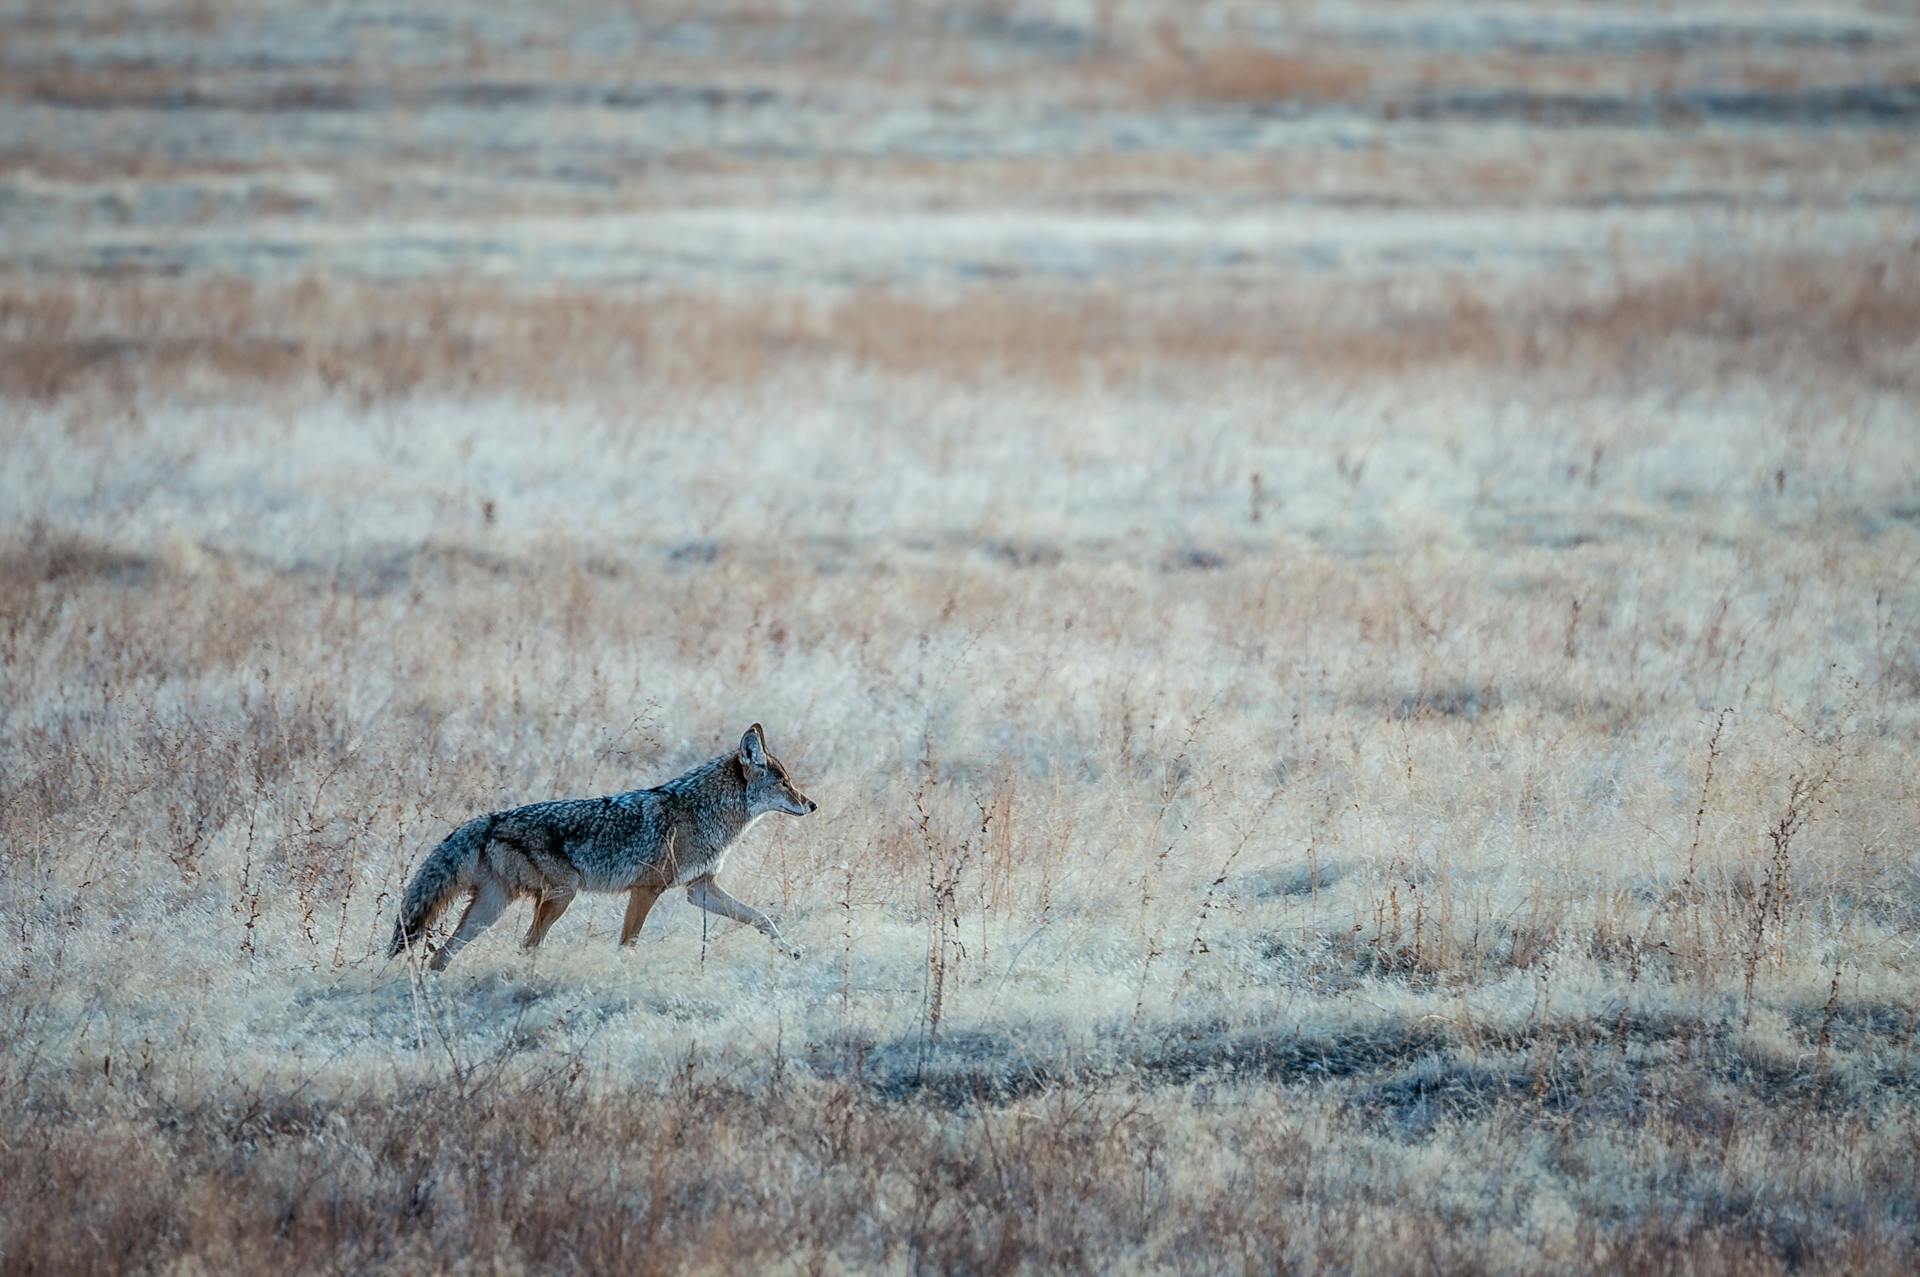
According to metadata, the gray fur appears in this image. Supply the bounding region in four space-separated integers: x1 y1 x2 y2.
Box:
388 724 815 968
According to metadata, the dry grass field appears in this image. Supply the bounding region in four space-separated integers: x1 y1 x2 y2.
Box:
4 1 1920 1272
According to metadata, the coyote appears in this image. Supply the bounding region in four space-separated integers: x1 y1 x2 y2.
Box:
388 724 815 970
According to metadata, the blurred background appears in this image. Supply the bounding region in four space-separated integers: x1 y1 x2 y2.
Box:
5 0 1915 406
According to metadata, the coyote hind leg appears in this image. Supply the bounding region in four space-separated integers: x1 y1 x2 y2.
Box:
523 891 575 949
430 880 510 971
619 885 663 947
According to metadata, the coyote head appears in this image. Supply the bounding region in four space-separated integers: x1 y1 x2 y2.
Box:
738 723 817 817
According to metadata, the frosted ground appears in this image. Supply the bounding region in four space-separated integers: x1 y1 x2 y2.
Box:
3 1 1919 1272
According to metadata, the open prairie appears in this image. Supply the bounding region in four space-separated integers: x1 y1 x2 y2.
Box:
4 1 1920 1272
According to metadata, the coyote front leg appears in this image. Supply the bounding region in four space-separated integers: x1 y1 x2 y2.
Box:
686 876 801 958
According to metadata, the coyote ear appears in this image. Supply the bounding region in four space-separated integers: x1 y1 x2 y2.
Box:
739 723 768 767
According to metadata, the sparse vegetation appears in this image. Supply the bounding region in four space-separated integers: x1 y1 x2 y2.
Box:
4 1 1919 1273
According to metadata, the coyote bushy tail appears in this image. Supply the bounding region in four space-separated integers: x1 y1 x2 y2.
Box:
388 816 491 957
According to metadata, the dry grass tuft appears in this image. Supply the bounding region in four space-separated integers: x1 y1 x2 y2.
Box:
1133 36 1374 105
